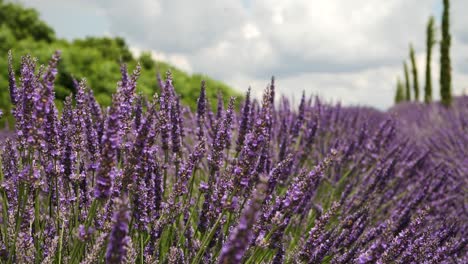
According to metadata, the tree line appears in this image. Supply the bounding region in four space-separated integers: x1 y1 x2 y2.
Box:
395 0 452 106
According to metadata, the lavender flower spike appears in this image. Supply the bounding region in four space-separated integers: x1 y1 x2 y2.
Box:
218 176 268 264
94 95 121 200
8 50 18 105
196 80 207 141
236 87 251 154
106 195 131 264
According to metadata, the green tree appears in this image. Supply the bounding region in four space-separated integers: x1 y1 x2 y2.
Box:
394 77 405 103
0 0 55 42
440 0 452 106
424 16 435 103
409 44 419 101
139 52 154 70
72 37 133 62
403 62 411 101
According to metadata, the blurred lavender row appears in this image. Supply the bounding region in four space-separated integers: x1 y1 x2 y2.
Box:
0 51 466 263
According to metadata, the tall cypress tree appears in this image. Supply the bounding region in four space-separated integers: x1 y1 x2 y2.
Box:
395 77 405 103
404 62 411 101
440 0 452 106
425 16 435 103
409 44 420 101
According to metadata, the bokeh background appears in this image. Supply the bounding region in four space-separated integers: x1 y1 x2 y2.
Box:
4 0 468 109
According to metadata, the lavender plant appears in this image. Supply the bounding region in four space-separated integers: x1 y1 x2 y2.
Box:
0 51 466 263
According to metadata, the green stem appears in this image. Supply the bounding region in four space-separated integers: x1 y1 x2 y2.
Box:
70 199 100 262
10 182 26 263
223 212 232 238
0 188 9 247
58 222 64 264
192 210 225 264
245 225 279 264
238 196 248 215
34 189 41 262
257 249 270 263
185 168 198 208
140 233 144 264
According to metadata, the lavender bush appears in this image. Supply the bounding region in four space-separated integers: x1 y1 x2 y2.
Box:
0 52 466 263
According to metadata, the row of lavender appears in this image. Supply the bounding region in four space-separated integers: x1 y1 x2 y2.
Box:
0 51 466 263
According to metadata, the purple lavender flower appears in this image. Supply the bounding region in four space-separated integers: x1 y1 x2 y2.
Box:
133 94 144 131
216 90 224 121
234 88 272 193
171 95 182 158
208 97 235 175
1 139 19 205
60 96 76 181
15 55 37 148
159 71 173 153
116 63 141 136
82 89 100 170
290 91 306 138
1 51 467 263
106 196 131 264
7 50 18 106
94 95 121 200
299 202 340 261
172 140 205 198
196 81 207 141
379 208 428 263
218 176 268 263
236 87 251 154
86 87 104 142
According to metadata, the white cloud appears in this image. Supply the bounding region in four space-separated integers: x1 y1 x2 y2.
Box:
243 23 261 40
130 46 193 73
271 7 284 25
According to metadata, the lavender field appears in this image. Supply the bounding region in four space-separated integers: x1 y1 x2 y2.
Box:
0 51 466 264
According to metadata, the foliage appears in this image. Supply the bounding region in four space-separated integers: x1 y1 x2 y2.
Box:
403 62 411 101
0 52 466 263
0 0 55 42
394 77 405 103
409 44 419 101
425 16 435 103
440 0 452 106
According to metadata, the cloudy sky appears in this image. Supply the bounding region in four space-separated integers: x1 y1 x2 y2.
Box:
16 0 468 109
